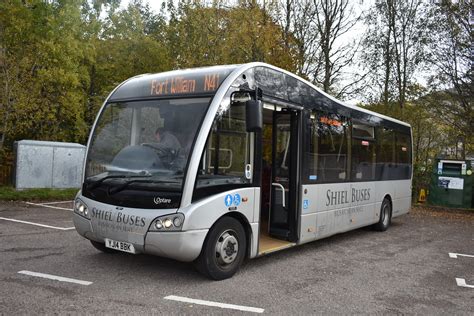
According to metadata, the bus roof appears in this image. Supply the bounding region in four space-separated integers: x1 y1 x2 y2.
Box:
233 62 411 129
272 63 408 128
108 62 410 129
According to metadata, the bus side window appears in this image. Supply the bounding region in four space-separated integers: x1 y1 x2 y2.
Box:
396 132 412 179
351 122 376 181
317 112 349 182
194 103 251 197
304 111 319 182
305 111 348 183
375 127 396 180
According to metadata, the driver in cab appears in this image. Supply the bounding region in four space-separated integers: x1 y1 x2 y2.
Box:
154 127 181 154
141 126 183 170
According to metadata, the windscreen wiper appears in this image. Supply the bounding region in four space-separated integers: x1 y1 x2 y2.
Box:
86 174 151 190
107 178 179 195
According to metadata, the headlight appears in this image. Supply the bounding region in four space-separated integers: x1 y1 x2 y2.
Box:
163 218 173 228
155 220 163 229
74 199 90 219
173 216 182 227
149 213 184 232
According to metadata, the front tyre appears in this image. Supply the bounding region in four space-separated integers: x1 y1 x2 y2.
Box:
373 198 392 231
194 217 247 280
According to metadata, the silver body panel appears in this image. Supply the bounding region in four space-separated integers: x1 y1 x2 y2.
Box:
145 230 208 261
299 180 411 243
178 187 260 259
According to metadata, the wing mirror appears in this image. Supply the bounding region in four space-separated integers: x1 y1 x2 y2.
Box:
245 100 262 132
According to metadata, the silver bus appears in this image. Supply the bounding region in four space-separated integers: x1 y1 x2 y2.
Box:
73 63 412 280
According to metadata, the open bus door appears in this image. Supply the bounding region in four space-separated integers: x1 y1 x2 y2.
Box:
269 109 299 242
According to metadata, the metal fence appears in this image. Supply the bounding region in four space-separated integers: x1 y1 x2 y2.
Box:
0 163 13 185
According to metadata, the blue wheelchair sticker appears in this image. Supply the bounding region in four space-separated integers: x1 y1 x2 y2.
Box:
233 194 241 206
303 199 309 209
225 194 233 207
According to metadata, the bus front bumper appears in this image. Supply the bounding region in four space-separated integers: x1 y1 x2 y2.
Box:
145 229 208 262
73 213 207 262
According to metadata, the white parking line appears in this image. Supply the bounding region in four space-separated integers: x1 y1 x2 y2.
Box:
25 202 72 211
0 217 75 231
39 200 73 205
449 253 474 259
456 278 474 289
164 295 264 314
18 270 92 286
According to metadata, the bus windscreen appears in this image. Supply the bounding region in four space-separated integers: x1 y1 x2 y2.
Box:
84 97 210 196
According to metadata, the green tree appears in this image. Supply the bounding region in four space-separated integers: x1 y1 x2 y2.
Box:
165 0 296 70
88 0 171 125
166 0 227 68
0 0 92 151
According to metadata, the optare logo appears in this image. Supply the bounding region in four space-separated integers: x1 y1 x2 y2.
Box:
154 197 171 204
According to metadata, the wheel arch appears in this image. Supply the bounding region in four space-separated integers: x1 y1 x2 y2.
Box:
383 194 393 210
210 212 252 259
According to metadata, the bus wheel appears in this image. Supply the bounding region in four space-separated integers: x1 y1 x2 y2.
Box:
373 198 392 231
90 240 116 253
195 217 246 280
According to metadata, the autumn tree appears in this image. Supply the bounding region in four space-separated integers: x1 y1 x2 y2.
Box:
277 0 319 79
425 1 473 158
165 0 296 70
360 0 430 107
84 0 172 126
166 0 228 68
311 0 361 97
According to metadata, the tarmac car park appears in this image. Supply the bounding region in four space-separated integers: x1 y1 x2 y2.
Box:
0 200 472 314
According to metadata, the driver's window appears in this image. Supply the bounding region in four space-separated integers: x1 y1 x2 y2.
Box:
195 103 251 194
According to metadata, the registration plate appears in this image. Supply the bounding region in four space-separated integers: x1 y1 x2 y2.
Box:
105 238 136 254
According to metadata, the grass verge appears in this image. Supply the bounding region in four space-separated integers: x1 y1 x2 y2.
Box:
0 186 78 201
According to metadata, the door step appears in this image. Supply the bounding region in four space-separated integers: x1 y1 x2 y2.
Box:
258 234 295 255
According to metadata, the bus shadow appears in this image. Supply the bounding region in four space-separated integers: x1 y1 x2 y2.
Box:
75 218 407 283
80 249 205 283
244 223 399 272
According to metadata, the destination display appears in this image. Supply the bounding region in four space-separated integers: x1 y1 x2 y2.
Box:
109 65 237 101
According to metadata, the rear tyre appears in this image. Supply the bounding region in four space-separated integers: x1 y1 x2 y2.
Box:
373 198 392 231
194 217 246 280
90 240 116 253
